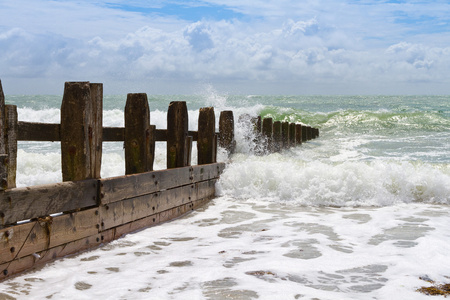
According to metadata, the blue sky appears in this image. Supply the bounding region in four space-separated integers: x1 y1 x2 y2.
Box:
1 0 450 94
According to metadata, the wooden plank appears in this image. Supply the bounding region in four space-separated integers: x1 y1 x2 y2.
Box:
167 101 189 168
0 208 99 264
191 163 225 182
197 107 216 165
0 179 97 226
99 184 194 230
0 232 103 281
124 93 153 174
17 122 60 141
99 162 225 204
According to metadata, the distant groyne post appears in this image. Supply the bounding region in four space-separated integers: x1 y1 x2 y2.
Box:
218 110 235 154
250 114 319 154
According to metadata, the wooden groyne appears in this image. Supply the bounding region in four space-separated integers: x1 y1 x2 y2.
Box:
0 81 237 280
0 80 319 281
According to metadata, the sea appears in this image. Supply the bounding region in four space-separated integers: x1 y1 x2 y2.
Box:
0 91 449 299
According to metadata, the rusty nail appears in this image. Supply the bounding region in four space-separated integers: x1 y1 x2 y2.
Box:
10 247 15 253
3 269 8 276
95 210 99 215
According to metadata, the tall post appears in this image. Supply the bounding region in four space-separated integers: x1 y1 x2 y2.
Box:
289 123 296 147
281 122 290 149
125 93 153 174
167 101 189 169
219 110 235 154
61 82 102 181
273 121 282 152
197 107 216 165
295 124 302 145
262 117 273 153
90 83 103 178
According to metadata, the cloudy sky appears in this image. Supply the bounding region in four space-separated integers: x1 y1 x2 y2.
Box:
1 0 450 95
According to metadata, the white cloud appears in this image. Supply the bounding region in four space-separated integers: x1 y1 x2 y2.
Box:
1 0 450 94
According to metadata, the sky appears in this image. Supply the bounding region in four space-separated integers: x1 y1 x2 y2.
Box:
1 0 450 95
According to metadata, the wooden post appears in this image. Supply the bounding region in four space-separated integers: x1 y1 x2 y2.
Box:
281 122 290 149
125 93 153 174
307 126 312 140
301 125 307 142
4 105 17 189
218 111 235 154
197 107 216 165
61 82 102 181
262 117 273 153
289 123 296 147
0 80 6 190
273 121 282 152
167 101 189 169
90 83 103 178
186 136 193 166
295 124 302 145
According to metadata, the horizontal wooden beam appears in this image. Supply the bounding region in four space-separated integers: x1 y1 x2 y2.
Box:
0 207 99 263
17 122 199 142
0 179 98 227
99 162 225 205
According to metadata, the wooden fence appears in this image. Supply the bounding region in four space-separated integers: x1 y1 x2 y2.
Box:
0 81 236 280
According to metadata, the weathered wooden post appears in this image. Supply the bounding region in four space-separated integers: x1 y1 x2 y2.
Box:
3 105 17 189
0 80 18 190
273 121 282 152
61 82 103 181
167 101 189 169
125 93 154 174
295 124 302 145
262 117 273 153
306 126 312 140
281 122 290 149
90 83 103 178
289 123 296 147
301 125 307 142
218 110 235 154
197 107 216 165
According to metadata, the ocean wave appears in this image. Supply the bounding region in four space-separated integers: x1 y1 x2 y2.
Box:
218 154 450 207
